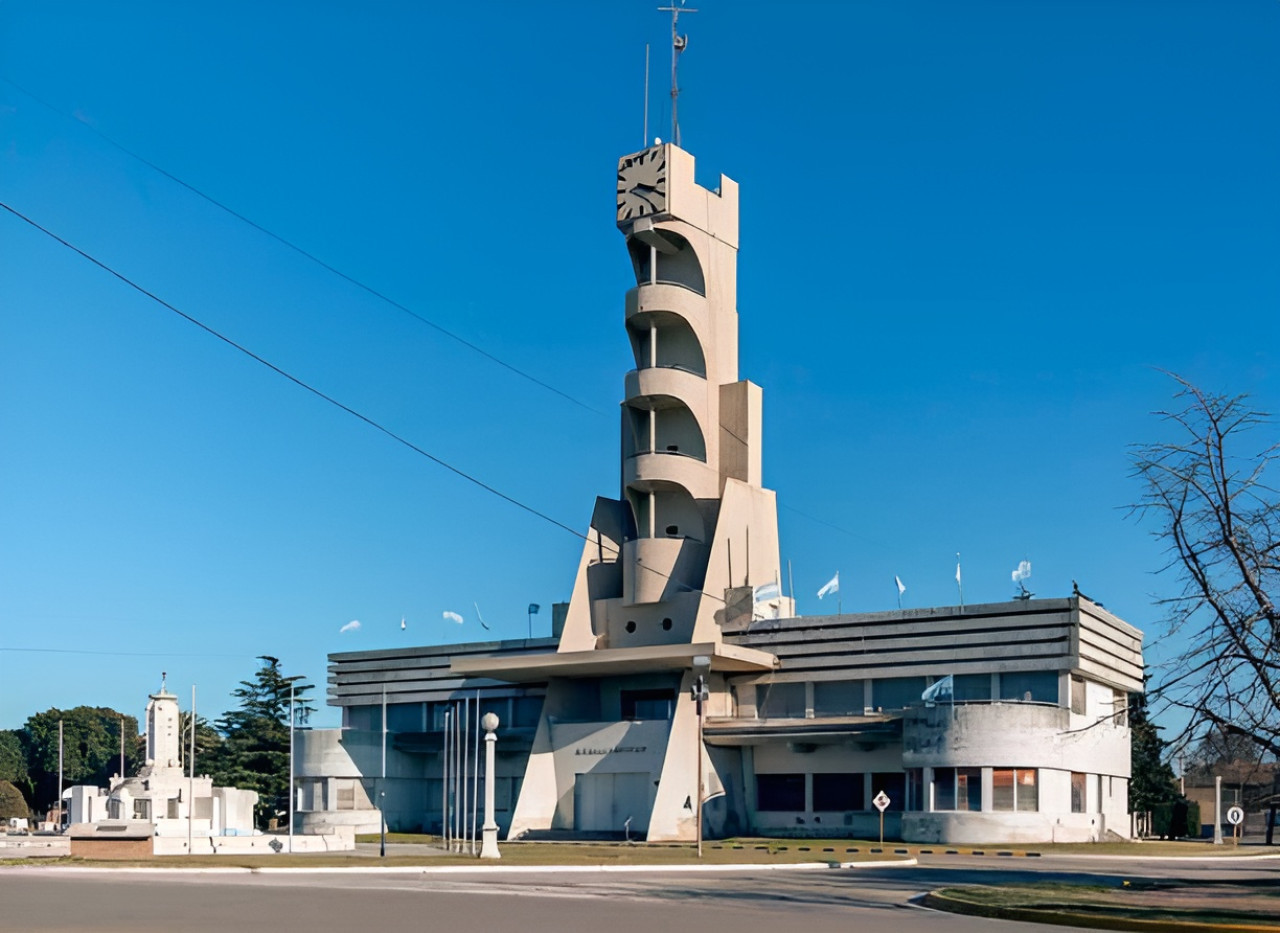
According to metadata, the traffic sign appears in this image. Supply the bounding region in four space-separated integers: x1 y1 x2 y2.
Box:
873 791 891 813
1226 806 1245 826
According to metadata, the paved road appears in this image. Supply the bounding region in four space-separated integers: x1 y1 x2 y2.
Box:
1 854 1275 933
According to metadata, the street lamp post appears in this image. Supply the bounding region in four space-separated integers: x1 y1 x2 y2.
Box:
691 655 711 859
380 790 387 858
283 674 305 854
480 712 500 859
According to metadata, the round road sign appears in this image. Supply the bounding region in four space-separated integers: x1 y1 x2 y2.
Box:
1226 806 1245 826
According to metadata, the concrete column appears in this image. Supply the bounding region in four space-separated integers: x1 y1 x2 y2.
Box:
1214 776 1223 844
480 713 501 859
650 323 657 368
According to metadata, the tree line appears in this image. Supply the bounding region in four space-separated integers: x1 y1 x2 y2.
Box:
0 658 312 829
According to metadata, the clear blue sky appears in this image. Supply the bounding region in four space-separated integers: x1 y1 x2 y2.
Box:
2 1 1277 733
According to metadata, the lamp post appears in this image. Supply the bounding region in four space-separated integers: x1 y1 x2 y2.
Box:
480 712 500 859
283 675 305 854
691 655 711 858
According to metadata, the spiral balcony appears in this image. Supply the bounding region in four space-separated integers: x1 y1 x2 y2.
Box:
624 450 718 500
624 367 707 412
625 283 709 348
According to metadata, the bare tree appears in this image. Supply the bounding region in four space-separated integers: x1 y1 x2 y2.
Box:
1131 375 1279 761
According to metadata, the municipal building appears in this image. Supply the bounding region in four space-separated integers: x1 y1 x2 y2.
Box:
296 140 1145 846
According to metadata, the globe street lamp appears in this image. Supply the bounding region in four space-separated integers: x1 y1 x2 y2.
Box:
480 712 500 859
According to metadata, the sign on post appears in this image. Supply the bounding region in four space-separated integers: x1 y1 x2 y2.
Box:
873 791 890 846
1226 806 1244 826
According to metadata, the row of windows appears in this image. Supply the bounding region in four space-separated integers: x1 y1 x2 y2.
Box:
344 696 543 733
932 767 1040 812
752 671 1060 719
755 772 908 812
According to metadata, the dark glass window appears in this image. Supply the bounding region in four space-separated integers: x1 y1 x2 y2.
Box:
387 702 425 733
872 678 928 711
812 773 864 811
758 682 806 718
756 773 805 812
871 772 906 811
999 671 1058 704
935 768 982 811
513 696 543 728
344 705 379 731
954 673 992 702
621 689 675 721
813 680 865 716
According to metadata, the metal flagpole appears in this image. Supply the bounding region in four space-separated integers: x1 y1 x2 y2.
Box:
442 710 450 849
462 696 470 854
453 701 461 852
57 719 63 830
119 716 125 781
643 44 650 146
471 692 480 854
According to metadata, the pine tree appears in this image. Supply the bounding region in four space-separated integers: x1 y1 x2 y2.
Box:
207 657 313 829
1129 689 1179 813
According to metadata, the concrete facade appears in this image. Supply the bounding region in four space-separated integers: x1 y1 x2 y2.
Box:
297 142 1145 846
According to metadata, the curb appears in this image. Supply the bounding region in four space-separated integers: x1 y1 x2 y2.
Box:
5 858 917 876
917 890 1280 933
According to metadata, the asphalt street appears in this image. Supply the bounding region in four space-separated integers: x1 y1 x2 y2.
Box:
0 854 1276 933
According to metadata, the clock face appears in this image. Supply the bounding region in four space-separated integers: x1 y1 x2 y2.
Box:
617 147 667 221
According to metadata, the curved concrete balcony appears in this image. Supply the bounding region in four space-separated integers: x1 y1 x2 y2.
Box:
902 702 1129 776
625 283 709 345
624 450 719 500
622 537 711 605
625 366 708 411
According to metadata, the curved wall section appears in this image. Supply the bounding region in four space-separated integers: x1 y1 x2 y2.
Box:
625 367 707 409
622 537 711 605
626 284 710 348
624 451 719 500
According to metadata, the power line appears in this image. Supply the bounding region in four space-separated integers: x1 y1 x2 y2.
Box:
0 646 253 659
0 75 608 417
1 200 725 606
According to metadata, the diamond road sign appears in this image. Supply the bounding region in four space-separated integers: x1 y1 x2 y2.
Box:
872 791 891 812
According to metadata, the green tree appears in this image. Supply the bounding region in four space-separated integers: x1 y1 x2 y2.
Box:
1128 690 1179 814
22 708 143 810
178 711 225 773
0 730 30 799
208 658 313 829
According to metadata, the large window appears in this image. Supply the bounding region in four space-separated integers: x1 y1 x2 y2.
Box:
992 768 1038 811
387 702 425 733
872 678 928 711
812 773 864 811
999 672 1058 704
621 689 675 721
813 680 865 716
933 767 982 811
953 674 992 702
756 774 805 812
757 682 806 719
344 705 380 732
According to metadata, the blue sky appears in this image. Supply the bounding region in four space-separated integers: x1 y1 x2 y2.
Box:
2 1 1277 733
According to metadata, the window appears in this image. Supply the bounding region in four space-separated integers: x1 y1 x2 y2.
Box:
133 800 151 820
1071 772 1088 813
871 773 906 811
812 773 864 811
813 680 865 716
621 688 675 721
992 768 1038 812
999 671 1057 704
757 682 806 719
387 702 425 733
344 705 380 731
953 673 992 702
872 677 928 711
513 696 543 728
1070 676 1086 715
756 774 805 812
907 769 924 811
933 767 982 811
1111 688 1128 726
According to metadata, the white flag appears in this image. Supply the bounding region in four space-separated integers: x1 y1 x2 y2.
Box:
443 610 464 625
817 572 839 599
753 582 781 603
1011 560 1032 583
955 562 962 586
895 575 906 596
922 674 954 703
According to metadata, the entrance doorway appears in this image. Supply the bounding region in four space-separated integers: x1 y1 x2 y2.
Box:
573 771 653 834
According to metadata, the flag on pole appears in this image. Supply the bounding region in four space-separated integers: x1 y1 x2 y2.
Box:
895 576 906 596
955 562 962 586
528 603 541 615
921 674 954 704
817 572 839 599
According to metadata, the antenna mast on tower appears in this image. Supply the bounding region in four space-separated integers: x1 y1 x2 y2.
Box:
658 2 697 147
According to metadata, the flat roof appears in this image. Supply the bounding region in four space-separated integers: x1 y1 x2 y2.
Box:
450 641 778 682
